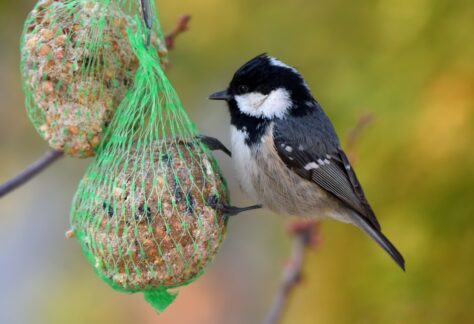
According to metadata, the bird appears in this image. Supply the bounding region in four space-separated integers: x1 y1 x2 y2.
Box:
207 53 405 270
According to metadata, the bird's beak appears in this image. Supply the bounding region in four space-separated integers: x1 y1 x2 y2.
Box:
209 90 232 101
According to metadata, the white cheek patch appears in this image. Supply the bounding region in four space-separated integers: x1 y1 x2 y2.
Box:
235 92 268 112
235 88 292 119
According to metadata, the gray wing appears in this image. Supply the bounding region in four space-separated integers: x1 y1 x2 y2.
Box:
273 109 381 230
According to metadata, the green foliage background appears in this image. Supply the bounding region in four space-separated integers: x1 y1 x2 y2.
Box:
0 0 473 323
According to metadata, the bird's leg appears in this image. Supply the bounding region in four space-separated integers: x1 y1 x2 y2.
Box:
220 204 263 216
207 196 262 216
199 135 256 215
198 135 232 157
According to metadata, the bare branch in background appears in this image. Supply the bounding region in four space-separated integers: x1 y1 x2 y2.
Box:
165 15 192 50
345 113 374 163
264 220 320 324
264 113 375 324
0 150 63 198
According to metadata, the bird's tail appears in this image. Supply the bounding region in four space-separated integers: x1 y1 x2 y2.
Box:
351 215 405 271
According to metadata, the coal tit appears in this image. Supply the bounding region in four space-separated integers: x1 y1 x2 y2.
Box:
208 53 405 270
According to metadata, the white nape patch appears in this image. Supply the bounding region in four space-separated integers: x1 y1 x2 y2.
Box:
298 145 304 151
285 146 293 152
235 88 292 119
269 57 310 91
304 162 319 170
269 57 298 73
345 164 351 170
305 100 316 108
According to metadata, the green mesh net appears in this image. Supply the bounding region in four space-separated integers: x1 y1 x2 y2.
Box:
20 0 167 157
69 23 230 312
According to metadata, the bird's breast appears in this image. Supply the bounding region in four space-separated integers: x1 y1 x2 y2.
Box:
230 125 259 198
230 125 336 218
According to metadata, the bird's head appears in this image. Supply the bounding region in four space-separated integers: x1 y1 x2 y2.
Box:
209 53 312 120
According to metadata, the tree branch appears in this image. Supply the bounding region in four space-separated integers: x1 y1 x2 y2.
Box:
0 149 63 198
264 220 320 324
264 113 375 324
165 15 191 50
345 112 374 163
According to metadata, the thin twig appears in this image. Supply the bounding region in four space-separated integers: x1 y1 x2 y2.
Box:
0 150 63 198
165 15 191 50
264 220 320 324
345 113 374 163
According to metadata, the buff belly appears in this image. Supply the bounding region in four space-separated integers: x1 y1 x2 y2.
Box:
230 125 351 221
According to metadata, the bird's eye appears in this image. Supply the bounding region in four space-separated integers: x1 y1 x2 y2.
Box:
238 85 249 93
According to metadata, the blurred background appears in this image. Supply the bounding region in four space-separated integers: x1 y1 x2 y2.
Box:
1 0 474 323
